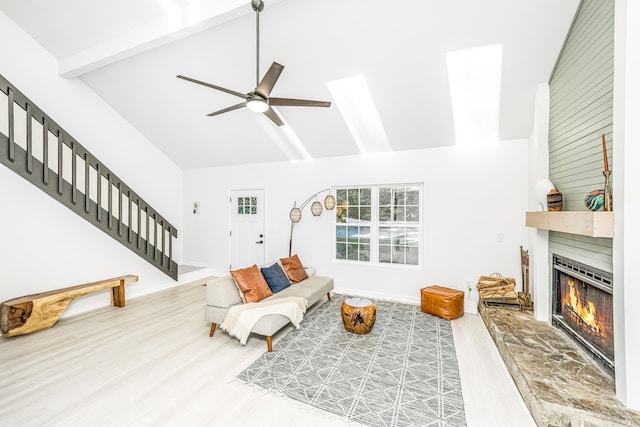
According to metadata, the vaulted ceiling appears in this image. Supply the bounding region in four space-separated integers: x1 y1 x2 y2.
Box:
0 0 579 169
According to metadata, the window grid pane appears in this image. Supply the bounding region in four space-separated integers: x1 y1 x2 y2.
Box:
237 196 258 215
335 185 420 266
335 187 371 263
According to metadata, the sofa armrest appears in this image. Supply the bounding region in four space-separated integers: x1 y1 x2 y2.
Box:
206 276 243 308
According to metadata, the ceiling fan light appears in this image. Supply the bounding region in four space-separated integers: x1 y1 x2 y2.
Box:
247 98 269 113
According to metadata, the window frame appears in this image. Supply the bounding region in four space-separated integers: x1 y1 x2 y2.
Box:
332 183 423 267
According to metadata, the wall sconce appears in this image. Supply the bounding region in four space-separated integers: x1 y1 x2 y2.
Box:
193 201 200 214
289 188 336 256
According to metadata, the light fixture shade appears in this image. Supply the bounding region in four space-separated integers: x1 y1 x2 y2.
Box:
324 194 336 210
290 207 302 223
247 98 269 113
311 201 323 216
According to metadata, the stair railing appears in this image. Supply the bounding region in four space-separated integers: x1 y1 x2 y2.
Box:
0 73 178 280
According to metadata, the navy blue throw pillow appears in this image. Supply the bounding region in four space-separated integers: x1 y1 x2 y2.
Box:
260 263 291 293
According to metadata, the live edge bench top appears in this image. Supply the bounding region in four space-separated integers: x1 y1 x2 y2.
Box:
1 274 138 337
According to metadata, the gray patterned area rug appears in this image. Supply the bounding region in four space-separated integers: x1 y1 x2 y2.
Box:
237 294 466 426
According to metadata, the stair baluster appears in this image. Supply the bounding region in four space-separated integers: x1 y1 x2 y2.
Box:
0 73 178 280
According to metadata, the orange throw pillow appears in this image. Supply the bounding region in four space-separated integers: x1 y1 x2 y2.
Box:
230 265 273 303
280 254 309 284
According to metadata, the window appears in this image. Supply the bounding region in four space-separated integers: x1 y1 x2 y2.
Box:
334 184 421 266
237 197 257 215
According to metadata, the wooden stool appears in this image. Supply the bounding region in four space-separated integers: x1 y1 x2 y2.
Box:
341 297 376 334
420 286 464 320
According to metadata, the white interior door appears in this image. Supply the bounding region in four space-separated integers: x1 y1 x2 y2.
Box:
229 189 265 270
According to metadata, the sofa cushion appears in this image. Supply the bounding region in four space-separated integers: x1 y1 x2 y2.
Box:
280 254 309 284
230 265 273 303
265 276 334 305
260 263 291 293
206 276 243 309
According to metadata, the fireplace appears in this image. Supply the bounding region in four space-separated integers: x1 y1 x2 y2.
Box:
552 255 614 372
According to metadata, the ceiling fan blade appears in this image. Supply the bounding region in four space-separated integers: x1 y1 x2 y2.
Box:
269 97 331 108
177 75 249 100
207 102 247 117
263 107 284 126
255 62 284 99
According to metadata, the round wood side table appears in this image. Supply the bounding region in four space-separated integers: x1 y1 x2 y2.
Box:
341 297 376 334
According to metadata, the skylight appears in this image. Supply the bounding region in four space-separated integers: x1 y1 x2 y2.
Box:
446 44 503 149
326 74 390 155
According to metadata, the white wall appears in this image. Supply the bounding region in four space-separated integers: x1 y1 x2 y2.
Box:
183 140 529 303
528 84 551 322
613 0 640 411
0 11 184 317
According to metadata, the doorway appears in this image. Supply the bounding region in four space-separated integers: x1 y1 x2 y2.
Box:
229 189 265 270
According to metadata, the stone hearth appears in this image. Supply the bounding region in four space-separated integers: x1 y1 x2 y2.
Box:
479 303 640 426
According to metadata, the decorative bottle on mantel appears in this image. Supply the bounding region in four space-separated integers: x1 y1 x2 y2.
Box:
547 188 563 211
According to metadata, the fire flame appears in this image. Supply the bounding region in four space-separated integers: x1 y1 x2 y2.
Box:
563 279 607 339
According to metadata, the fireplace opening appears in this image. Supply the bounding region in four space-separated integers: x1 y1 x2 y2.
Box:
552 255 614 373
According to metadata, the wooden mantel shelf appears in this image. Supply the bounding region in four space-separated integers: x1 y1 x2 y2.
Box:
525 211 614 238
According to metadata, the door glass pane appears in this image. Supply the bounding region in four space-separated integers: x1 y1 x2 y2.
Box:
238 196 258 215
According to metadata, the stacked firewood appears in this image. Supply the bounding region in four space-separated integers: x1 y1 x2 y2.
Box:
477 275 518 301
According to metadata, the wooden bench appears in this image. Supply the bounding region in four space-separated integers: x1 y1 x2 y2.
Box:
0 275 138 337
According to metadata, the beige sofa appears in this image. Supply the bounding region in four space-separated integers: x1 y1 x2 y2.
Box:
205 268 333 351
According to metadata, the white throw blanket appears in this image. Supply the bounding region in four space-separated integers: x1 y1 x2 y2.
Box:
220 296 308 345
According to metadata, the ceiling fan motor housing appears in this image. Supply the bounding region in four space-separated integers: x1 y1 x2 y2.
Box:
252 0 264 12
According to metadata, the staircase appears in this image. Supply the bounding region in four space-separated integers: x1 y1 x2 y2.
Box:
0 73 178 280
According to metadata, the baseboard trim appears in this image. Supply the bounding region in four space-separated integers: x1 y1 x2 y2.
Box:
333 287 420 305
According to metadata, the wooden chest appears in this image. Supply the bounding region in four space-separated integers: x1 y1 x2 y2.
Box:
420 286 464 320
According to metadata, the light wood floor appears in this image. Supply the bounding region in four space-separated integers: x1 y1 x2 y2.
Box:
0 281 534 427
